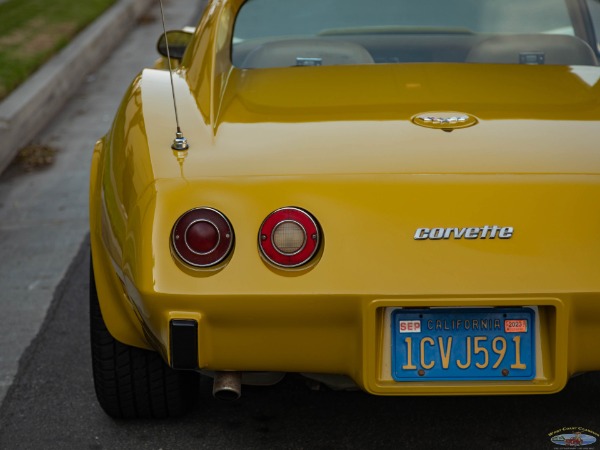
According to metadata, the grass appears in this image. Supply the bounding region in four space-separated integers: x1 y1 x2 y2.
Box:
0 0 117 101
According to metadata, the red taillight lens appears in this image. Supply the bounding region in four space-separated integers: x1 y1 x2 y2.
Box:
172 208 234 267
259 207 321 268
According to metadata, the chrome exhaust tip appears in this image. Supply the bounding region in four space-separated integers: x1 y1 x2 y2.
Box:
213 371 242 400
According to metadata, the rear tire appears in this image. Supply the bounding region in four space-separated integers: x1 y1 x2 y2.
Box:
90 257 198 418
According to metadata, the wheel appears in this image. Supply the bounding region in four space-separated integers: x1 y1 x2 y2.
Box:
90 256 198 418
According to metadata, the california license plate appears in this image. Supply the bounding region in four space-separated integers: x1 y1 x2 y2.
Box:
391 308 535 381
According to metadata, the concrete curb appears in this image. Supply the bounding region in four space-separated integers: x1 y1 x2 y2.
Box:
0 0 153 175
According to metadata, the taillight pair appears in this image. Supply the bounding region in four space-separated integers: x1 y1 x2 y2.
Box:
171 207 321 269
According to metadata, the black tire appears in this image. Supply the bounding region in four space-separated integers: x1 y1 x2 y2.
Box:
90 256 198 419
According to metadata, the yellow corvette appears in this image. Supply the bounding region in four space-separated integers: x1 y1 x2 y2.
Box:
90 0 600 418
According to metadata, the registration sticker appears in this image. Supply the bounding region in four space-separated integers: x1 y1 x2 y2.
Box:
399 320 422 333
505 319 527 333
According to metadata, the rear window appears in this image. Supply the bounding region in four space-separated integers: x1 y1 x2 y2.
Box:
232 0 600 68
589 0 600 54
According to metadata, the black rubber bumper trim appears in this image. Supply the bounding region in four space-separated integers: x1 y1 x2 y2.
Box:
170 319 199 370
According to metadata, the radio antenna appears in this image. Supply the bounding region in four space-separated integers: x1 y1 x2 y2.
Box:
158 0 189 151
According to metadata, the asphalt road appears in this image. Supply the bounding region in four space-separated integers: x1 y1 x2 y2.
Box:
0 0 202 405
0 238 597 449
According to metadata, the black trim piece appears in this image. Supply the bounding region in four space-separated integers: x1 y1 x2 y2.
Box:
170 320 199 370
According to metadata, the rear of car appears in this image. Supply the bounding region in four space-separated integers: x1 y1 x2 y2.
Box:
89 0 600 418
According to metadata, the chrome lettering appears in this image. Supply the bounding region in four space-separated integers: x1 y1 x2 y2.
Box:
480 225 491 239
489 225 501 239
414 228 429 240
443 228 455 239
429 228 445 240
499 227 514 239
454 227 467 238
414 225 513 240
465 227 480 239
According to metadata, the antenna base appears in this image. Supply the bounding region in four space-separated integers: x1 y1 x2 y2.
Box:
172 131 189 151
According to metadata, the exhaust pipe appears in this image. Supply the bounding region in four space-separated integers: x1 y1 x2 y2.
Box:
213 371 242 400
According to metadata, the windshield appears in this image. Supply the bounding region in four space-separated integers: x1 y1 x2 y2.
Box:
232 0 600 68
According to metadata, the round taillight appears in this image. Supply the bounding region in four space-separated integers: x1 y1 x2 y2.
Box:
259 207 321 268
172 208 234 267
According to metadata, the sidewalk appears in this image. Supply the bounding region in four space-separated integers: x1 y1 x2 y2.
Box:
0 0 201 405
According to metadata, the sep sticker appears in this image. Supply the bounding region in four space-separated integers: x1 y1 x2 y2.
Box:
399 320 421 333
505 319 527 333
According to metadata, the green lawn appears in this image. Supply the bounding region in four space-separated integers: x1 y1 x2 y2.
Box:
0 0 117 101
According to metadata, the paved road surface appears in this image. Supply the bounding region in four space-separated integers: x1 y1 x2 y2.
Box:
0 0 202 405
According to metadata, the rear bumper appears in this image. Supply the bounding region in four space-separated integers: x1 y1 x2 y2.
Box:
124 285 589 395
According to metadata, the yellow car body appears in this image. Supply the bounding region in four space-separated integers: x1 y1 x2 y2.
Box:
90 0 600 417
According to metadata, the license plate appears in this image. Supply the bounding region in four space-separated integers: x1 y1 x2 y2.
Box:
391 308 535 381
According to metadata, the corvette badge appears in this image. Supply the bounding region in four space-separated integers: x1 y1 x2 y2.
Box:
412 112 478 132
414 226 513 240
